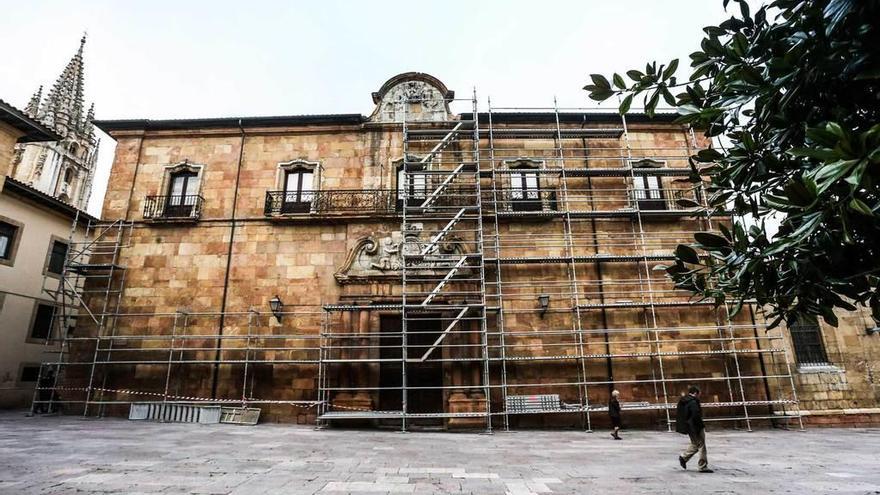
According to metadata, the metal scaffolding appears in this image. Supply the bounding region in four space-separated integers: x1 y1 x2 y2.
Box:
32 91 804 432
316 94 802 431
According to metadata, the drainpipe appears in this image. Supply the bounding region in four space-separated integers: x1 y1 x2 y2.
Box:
581 116 614 393
211 120 246 400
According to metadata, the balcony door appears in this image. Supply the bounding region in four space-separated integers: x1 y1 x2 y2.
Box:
633 174 666 210
282 167 314 213
165 170 198 217
510 168 541 211
396 164 427 211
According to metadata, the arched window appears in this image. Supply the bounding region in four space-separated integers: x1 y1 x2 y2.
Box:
507 160 543 212
63 168 75 184
396 157 427 211
630 159 666 210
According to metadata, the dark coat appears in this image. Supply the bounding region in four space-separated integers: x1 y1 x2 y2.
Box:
609 397 621 419
675 394 704 435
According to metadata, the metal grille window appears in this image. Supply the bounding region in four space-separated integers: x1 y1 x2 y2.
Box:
790 322 829 365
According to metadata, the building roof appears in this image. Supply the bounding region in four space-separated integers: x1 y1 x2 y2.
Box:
94 110 680 134
464 111 680 124
0 98 61 142
0 176 97 223
93 114 368 133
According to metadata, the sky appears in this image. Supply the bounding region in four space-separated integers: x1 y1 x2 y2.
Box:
0 0 738 216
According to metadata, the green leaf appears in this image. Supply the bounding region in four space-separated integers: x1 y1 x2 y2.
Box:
694 232 730 248
612 73 626 90
732 33 748 57
661 59 679 80
661 87 677 106
805 126 840 147
675 244 701 264
848 198 874 216
588 89 615 102
788 147 839 161
675 197 701 208
590 74 611 90
626 70 644 81
618 94 633 114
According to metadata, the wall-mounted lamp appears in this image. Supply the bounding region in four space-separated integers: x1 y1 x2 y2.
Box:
537 294 550 317
269 295 284 323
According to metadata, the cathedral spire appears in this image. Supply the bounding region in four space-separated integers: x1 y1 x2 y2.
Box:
25 85 43 117
39 34 88 136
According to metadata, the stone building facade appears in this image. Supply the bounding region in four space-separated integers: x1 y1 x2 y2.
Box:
10 36 99 211
56 72 879 429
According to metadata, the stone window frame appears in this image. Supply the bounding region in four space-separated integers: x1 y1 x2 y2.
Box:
17 362 42 385
501 158 551 212
275 159 322 212
789 321 832 368
26 299 58 344
158 161 205 200
0 214 25 268
393 155 428 209
42 235 69 279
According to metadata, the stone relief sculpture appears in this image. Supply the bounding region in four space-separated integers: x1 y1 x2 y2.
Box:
370 72 454 123
335 225 464 283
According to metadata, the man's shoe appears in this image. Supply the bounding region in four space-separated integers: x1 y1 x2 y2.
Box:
698 468 714 473
678 456 687 469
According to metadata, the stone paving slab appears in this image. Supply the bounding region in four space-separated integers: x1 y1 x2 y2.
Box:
0 411 878 494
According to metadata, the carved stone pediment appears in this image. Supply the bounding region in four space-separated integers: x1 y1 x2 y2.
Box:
335 226 464 284
369 73 453 123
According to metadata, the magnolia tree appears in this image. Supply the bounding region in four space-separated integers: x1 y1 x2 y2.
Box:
584 0 880 328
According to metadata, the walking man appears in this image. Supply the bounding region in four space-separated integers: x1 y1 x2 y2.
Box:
676 386 713 473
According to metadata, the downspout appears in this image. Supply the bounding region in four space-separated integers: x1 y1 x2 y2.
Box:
211 120 246 400
581 116 614 393
123 133 146 221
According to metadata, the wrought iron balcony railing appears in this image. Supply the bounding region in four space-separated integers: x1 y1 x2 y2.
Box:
143 195 204 221
629 188 702 212
265 190 397 216
262 187 703 217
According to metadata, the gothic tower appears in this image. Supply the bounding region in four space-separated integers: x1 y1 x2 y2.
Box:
11 35 99 210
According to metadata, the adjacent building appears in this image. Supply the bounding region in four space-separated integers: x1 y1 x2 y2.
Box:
0 98 95 408
44 72 878 429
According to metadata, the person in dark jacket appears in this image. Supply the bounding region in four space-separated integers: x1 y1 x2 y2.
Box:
609 389 622 439
676 386 712 473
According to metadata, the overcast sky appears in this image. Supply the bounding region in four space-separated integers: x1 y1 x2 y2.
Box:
1 0 737 216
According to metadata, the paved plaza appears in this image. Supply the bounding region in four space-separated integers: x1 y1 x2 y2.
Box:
0 411 878 494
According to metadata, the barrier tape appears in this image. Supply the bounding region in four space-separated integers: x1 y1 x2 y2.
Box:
39 386 322 409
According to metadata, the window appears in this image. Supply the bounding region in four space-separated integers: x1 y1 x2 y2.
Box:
0 221 18 261
46 240 68 275
396 162 427 210
282 167 314 213
630 159 667 211
790 322 830 366
633 174 666 210
30 303 56 341
510 167 542 212
63 168 75 184
20 365 40 383
164 170 198 217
